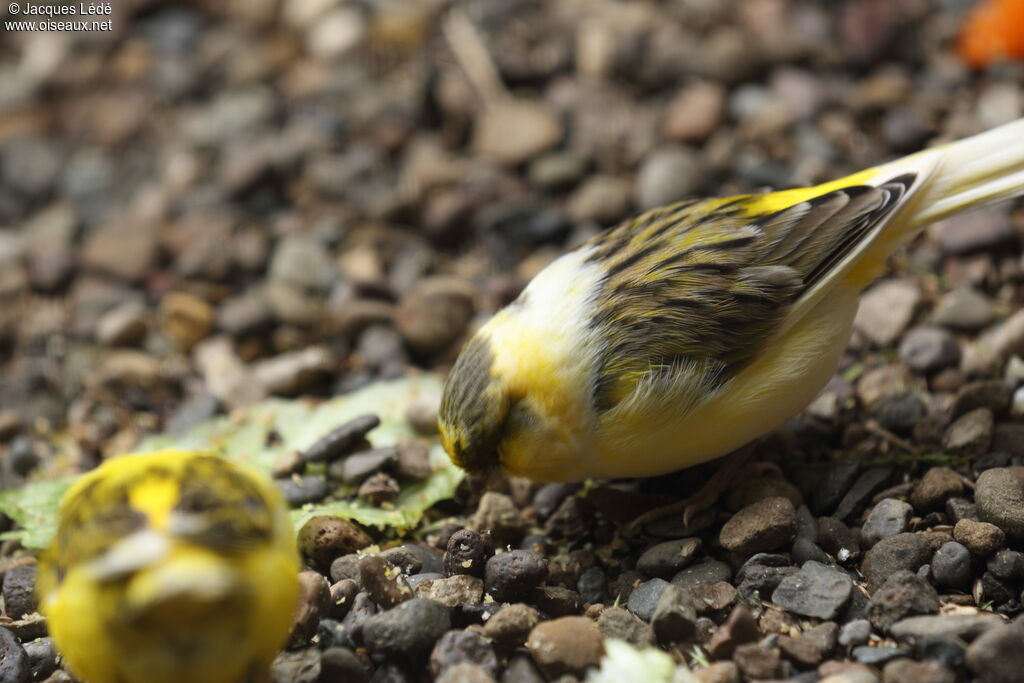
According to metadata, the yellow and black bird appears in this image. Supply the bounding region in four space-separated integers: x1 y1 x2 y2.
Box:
440 118 1024 483
38 450 299 683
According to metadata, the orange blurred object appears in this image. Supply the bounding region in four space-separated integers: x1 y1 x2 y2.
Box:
958 0 1024 67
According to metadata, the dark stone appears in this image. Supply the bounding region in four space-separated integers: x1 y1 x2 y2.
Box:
931 542 972 589
861 533 932 589
484 551 548 603
444 530 494 578
867 571 940 632
429 630 498 679
650 585 698 643
771 561 853 619
636 538 702 578
362 599 452 663
627 578 671 622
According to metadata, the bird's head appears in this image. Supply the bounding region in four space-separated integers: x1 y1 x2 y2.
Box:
439 336 509 475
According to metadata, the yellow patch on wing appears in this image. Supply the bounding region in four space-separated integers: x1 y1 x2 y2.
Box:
739 167 881 215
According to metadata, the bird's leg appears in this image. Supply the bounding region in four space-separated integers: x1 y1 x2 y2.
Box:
623 444 773 536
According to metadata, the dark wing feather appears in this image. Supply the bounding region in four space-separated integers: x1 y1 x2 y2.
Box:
586 174 916 412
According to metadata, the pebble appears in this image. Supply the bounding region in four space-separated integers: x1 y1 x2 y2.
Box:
671 560 733 589
975 467 1024 538
395 439 432 481
160 292 215 350
910 467 963 512
302 415 380 463
953 519 1006 556
707 605 760 659
853 280 920 347
943 407 994 457
853 646 912 667
627 578 671 622
898 327 960 372
395 277 475 357
953 380 1013 419
81 217 159 282
931 542 972 588
634 146 702 210
596 606 655 648
525 616 604 679
341 592 378 644
296 516 373 571
567 175 632 225
269 235 336 292
577 566 608 604
290 571 332 646
445 529 494 578
253 346 333 396
483 604 541 651
430 630 499 679
725 477 803 511
839 619 872 648
360 555 413 608
271 648 320 683
532 585 582 617
362 598 452 662
437 663 497 683
0 626 29 683
889 614 1004 642
473 100 563 166
1 565 37 619
988 549 1024 580
934 287 995 331
963 310 1024 375
733 642 781 680
320 648 369 683
835 467 893 521
650 584 698 643
772 561 853 619
662 82 727 142
861 499 913 547
882 659 953 683
689 581 738 613
719 496 797 554
937 206 1017 255
636 538 702 578
23 636 57 680
330 447 399 485
95 302 148 346
813 463 862 515
778 634 825 668
484 551 548 603
965 623 1024 683
470 493 528 546
818 517 860 559
501 654 545 683
329 579 359 620
872 393 926 435
861 533 932 589
867 571 940 632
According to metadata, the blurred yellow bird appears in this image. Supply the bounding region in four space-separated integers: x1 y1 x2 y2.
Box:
38 450 299 683
440 118 1024 482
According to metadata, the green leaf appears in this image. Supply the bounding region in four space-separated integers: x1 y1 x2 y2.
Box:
0 478 75 549
0 375 463 549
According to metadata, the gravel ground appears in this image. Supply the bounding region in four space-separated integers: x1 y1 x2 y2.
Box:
2 1 1024 682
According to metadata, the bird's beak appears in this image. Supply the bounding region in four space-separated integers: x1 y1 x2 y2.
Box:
83 530 170 583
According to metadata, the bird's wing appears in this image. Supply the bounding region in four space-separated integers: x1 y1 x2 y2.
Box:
585 173 922 413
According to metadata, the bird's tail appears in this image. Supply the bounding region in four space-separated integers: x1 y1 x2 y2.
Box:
844 117 1024 289
892 116 1024 230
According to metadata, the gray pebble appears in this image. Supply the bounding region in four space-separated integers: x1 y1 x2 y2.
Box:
861 498 913 548
931 542 972 588
362 598 451 662
627 578 671 622
636 538 701 578
771 561 852 619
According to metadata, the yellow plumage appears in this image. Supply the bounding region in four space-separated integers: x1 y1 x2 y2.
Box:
37 450 299 683
439 118 1024 482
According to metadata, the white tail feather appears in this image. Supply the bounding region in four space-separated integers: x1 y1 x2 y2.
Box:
903 117 1024 228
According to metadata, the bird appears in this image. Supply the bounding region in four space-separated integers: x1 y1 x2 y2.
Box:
37 450 300 683
439 117 1024 486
